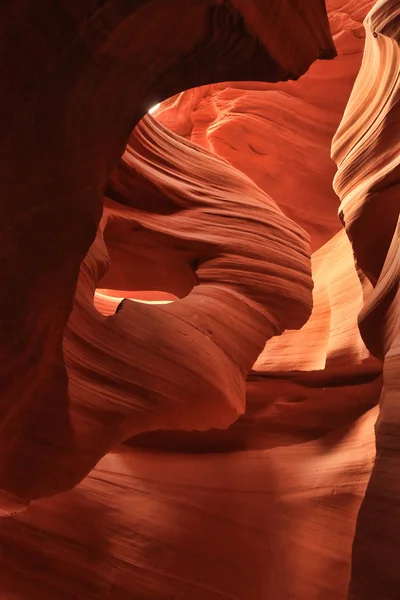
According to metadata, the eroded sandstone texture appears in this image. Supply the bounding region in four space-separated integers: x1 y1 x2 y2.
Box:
0 0 399 599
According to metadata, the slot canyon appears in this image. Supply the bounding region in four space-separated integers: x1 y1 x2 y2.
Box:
0 0 399 598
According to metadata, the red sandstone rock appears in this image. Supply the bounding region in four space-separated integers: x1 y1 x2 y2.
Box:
332 1 400 597
0 0 334 510
157 0 376 251
0 409 378 600
0 0 399 599
58 115 314 496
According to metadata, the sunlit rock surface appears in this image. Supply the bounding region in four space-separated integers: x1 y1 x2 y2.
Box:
0 0 399 599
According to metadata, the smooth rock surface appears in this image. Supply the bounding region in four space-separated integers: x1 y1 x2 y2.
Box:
0 0 399 599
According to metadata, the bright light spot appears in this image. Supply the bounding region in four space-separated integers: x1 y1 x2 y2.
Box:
94 289 176 316
148 102 161 114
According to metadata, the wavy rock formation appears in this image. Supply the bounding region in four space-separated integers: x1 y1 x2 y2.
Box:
57 116 314 501
157 0 376 251
0 407 378 600
0 0 399 599
332 1 400 597
0 0 334 512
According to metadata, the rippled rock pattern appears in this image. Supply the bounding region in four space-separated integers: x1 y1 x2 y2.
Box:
0 1 399 599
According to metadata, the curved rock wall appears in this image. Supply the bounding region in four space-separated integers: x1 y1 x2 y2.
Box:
157 0 376 251
0 0 399 599
0 0 333 512
332 1 400 598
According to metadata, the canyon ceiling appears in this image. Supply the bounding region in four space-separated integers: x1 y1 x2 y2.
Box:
0 0 399 599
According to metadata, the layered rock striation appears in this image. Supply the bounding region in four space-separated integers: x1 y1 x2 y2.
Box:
0 0 399 599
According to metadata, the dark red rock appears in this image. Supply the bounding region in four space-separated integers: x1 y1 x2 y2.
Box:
0 0 399 599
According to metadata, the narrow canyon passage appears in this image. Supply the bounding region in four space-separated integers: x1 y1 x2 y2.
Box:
0 1 399 599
